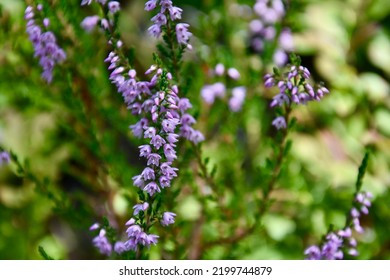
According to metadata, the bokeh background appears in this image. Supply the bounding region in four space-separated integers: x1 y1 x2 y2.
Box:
0 0 389 259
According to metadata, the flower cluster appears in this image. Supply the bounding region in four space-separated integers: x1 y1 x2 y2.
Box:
25 5 66 83
80 0 120 32
201 64 246 112
92 228 112 256
250 0 293 66
263 62 330 129
89 223 128 256
145 0 192 49
305 191 373 260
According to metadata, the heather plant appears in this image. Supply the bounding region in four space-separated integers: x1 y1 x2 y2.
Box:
0 0 389 260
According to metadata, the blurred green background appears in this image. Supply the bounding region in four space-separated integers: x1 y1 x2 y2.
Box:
0 0 389 259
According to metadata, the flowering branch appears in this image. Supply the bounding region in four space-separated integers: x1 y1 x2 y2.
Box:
305 152 372 260
80 0 203 257
201 55 330 252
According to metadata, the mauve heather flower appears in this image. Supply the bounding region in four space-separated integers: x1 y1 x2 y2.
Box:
215 63 225 76
108 1 120 13
176 23 192 45
161 212 177 226
89 223 100 231
272 116 286 130
81 15 100 32
0 151 10 166
227 68 240 80
229 86 246 112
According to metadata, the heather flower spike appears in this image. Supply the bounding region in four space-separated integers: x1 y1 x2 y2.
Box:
305 191 373 260
25 4 66 83
81 0 203 255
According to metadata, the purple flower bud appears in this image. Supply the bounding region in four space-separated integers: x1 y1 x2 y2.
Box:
89 223 100 231
279 28 294 51
43 18 50 27
348 248 358 256
229 86 246 112
227 68 240 80
349 238 357 247
264 77 275 88
353 218 364 233
215 63 225 76
249 19 263 34
351 207 360 218
128 69 136 78
100 18 109 29
201 85 216 104
273 49 288 67
125 218 136 226
338 227 352 238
